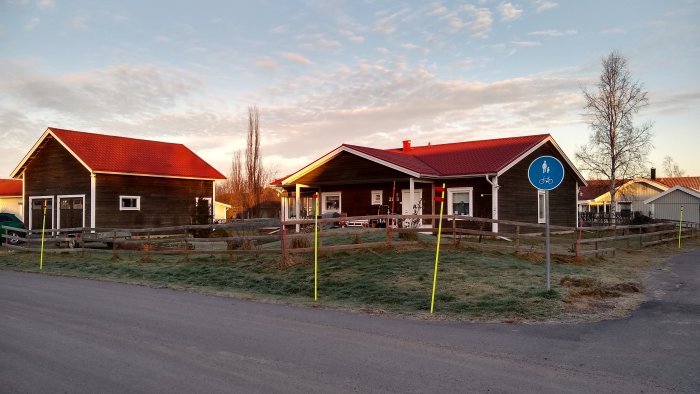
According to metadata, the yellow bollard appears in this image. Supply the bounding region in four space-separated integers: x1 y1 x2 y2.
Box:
678 205 683 249
430 183 446 315
39 199 47 270
314 193 319 302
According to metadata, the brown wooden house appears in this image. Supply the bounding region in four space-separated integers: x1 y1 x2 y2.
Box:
273 134 586 232
10 127 226 231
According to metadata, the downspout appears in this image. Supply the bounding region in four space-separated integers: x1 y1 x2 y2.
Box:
21 171 25 222
90 173 96 231
485 175 499 233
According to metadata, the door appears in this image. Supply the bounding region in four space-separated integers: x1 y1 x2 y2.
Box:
59 197 84 229
30 198 53 231
401 190 423 227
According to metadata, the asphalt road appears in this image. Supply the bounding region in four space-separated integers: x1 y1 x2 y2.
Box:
1 249 699 393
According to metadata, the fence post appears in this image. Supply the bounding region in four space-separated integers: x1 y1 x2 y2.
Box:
452 214 456 246
387 213 392 247
515 225 520 252
111 231 117 260
146 230 151 261
183 229 189 261
478 221 484 243
281 218 287 263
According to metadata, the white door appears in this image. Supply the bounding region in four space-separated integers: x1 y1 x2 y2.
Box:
401 190 423 227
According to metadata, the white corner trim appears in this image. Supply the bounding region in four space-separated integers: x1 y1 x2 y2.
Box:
90 174 96 229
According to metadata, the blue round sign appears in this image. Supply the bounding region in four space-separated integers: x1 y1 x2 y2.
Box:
528 156 564 191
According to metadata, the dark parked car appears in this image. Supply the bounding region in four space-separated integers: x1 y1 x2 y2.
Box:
0 212 25 245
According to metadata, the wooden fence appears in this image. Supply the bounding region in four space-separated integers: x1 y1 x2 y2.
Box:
2 214 698 260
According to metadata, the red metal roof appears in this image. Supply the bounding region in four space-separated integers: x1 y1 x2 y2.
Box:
579 177 700 201
656 177 700 191
0 179 22 197
348 134 550 177
48 128 225 179
578 179 628 200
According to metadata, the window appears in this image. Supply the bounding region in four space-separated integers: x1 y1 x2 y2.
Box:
194 197 213 215
538 190 546 224
120 196 141 211
32 199 52 209
371 190 383 205
447 187 473 216
322 192 341 214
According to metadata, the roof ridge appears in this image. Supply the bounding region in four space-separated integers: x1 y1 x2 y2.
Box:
344 143 443 175
49 127 187 147
385 133 551 151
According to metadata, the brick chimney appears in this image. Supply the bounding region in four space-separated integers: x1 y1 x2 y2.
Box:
650 167 656 180
402 140 411 152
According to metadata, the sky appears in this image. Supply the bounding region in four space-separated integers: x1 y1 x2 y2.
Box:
1 0 699 181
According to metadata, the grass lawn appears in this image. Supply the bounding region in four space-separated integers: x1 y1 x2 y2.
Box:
1 236 695 322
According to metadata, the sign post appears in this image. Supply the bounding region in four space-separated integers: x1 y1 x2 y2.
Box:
528 156 565 291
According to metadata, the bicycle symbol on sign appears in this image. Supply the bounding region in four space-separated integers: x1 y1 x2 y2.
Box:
539 176 554 185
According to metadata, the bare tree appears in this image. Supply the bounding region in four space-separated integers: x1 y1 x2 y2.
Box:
246 106 264 217
661 155 685 177
575 51 654 220
218 106 277 219
217 150 246 217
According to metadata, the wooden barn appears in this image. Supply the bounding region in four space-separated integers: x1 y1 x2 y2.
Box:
10 127 226 231
273 134 586 232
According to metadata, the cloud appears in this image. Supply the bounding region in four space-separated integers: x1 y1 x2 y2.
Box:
255 56 279 69
498 2 523 21
339 30 364 43
534 0 558 12
297 33 341 50
373 8 411 35
154 35 170 43
1 61 202 121
374 15 397 34
280 52 312 65
251 61 587 170
511 40 540 47
529 29 577 37
65 14 89 31
24 17 40 31
37 0 53 10
462 5 493 38
601 27 625 34
428 6 448 16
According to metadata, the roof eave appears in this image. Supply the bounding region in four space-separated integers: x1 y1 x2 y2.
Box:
495 135 588 186
10 127 94 178
278 145 423 185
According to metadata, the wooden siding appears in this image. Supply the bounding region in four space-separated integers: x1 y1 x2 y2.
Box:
651 190 700 224
595 181 664 215
498 143 578 228
22 137 91 229
95 174 213 228
294 151 412 185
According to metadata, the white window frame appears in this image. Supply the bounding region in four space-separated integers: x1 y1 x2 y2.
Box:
194 197 214 215
447 187 473 217
57 194 86 229
371 190 383 206
537 190 546 224
119 195 141 211
321 192 342 214
28 195 55 231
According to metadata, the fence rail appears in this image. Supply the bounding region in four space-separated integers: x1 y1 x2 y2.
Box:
3 214 697 259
